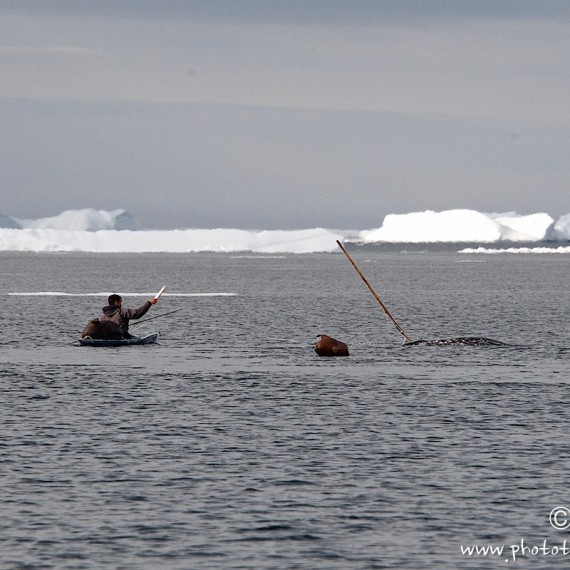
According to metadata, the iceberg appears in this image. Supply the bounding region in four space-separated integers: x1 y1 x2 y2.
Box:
359 210 501 243
357 209 558 243
12 208 139 231
0 208 569 253
490 212 555 241
0 214 20 229
0 227 345 253
551 213 570 240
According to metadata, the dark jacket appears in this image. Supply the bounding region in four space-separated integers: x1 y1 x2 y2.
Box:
100 301 152 338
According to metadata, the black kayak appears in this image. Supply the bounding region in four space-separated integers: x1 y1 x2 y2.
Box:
78 332 160 347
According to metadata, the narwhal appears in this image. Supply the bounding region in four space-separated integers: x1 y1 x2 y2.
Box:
336 240 509 348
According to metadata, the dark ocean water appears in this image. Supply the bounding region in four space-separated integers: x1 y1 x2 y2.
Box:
1 248 569 569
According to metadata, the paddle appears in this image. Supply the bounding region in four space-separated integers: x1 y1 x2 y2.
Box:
154 285 167 300
336 240 414 343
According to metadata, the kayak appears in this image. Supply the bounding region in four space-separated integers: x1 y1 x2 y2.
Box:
78 332 160 347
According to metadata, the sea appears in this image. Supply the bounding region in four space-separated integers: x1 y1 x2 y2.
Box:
1 246 569 569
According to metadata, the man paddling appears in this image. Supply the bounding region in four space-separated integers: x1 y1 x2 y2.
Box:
100 294 158 339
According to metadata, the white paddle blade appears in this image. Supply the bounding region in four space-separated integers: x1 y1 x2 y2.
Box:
154 285 167 300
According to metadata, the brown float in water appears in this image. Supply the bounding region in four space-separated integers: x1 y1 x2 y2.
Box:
314 334 350 357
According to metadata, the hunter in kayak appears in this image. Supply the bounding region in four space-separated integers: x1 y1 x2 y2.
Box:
100 293 158 339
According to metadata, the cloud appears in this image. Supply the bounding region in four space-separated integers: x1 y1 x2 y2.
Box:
3 0 570 24
0 46 97 55
0 45 99 66
1 1 569 229
1 8 570 126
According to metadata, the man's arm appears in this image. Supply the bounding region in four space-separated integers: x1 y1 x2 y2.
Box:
122 298 157 320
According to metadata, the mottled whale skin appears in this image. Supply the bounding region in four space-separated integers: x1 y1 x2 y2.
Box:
404 337 508 347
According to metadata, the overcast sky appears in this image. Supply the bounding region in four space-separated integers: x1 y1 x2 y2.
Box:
1 0 570 229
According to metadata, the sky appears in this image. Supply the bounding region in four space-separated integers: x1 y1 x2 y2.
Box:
1 0 570 230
